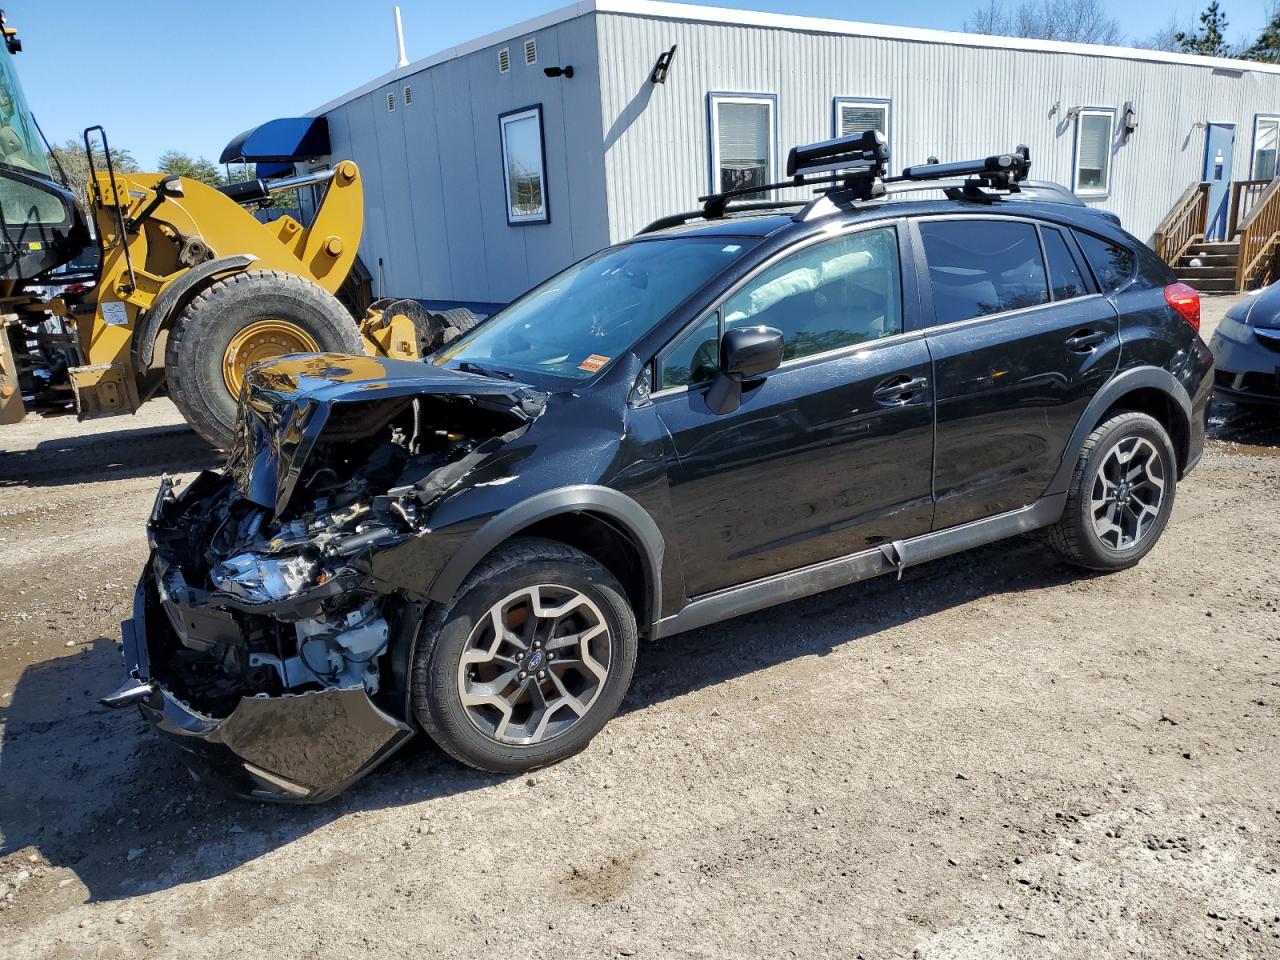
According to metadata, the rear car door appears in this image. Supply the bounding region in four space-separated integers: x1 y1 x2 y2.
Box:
651 222 936 596
914 216 1120 529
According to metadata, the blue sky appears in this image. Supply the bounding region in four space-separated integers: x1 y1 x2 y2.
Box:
12 0 1274 170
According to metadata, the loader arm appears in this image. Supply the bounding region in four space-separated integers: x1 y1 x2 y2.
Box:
72 160 364 417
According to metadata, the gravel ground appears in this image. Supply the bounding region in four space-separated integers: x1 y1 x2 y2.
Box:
0 298 1277 959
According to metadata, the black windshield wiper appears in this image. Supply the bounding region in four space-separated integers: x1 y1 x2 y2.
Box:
457 360 515 381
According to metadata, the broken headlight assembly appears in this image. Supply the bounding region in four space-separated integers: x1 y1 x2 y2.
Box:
211 551 320 603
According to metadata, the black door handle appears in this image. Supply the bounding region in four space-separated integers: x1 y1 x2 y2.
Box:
872 375 929 404
1066 329 1106 352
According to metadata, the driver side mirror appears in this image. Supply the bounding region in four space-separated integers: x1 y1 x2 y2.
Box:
706 325 784 415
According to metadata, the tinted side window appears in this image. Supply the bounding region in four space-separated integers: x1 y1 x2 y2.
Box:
919 220 1049 325
1075 231 1135 292
723 226 902 362
659 311 720 389
1042 227 1088 301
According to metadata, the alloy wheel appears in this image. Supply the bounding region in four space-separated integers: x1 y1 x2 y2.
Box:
457 585 613 745
1089 436 1166 550
221 318 320 398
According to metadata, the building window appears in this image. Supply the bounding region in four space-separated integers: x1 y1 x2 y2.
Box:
1252 115 1280 180
499 105 549 225
1073 108 1115 196
834 98 890 149
708 93 776 198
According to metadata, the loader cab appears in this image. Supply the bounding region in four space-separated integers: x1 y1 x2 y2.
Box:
0 20 89 284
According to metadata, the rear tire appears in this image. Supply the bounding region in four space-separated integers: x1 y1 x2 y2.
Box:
439 306 481 335
1047 411 1177 571
165 270 363 450
411 537 638 773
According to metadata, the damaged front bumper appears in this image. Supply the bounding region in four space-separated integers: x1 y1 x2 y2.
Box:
111 564 413 802
102 355 547 801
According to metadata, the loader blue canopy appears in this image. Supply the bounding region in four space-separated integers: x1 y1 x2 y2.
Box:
220 117 330 164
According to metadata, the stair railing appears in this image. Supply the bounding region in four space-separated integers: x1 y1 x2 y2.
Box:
1228 179 1272 237
1152 182 1209 267
1234 177 1280 291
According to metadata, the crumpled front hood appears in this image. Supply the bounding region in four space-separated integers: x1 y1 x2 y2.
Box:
226 353 546 516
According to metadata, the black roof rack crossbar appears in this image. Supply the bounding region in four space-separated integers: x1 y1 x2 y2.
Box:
693 130 892 221
650 135 1035 232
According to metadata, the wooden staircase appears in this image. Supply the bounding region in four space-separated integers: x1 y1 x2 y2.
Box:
1153 178 1280 293
1172 240 1240 293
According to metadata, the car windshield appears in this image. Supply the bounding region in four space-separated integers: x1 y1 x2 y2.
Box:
433 235 760 382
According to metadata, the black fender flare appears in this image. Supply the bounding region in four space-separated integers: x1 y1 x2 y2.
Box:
426 485 666 630
1046 366 1193 496
132 254 258 370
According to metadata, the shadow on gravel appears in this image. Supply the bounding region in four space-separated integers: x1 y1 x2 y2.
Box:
0 533 1090 904
1207 396 1280 452
0 424 216 488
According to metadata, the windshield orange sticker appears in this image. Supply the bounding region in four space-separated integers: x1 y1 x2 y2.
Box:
579 354 610 372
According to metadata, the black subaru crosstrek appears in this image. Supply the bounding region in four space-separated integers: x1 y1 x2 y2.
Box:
105 134 1213 801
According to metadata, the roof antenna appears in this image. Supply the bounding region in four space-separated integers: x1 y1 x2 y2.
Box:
393 5 409 68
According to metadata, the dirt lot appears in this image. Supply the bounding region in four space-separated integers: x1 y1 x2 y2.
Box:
1 298 1277 959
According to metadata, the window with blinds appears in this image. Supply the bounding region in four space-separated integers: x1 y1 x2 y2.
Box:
836 100 888 141
1074 110 1115 195
1253 116 1279 181
710 95 774 198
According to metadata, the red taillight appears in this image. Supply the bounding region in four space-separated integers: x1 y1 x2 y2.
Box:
1164 282 1201 333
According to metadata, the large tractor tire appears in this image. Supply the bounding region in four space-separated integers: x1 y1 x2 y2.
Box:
439 306 481 342
166 269 363 450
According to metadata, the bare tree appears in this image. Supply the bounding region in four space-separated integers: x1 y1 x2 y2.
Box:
1134 15 1191 51
962 0 1124 45
46 138 139 216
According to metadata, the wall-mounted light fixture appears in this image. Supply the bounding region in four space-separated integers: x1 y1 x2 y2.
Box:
543 65 574 79
1065 105 1082 122
650 44 677 84
1122 101 1138 141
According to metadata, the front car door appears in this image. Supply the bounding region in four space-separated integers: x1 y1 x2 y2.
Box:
651 221 936 597
914 215 1120 529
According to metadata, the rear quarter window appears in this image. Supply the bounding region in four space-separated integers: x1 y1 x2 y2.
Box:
1074 231 1135 292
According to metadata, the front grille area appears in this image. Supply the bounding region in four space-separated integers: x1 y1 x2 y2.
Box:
1254 329 1280 354
1217 369 1280 398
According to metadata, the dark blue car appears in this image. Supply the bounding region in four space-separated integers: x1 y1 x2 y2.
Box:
1210 281 1280 405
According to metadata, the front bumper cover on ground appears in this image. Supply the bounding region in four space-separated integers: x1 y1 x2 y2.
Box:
112 565 414 803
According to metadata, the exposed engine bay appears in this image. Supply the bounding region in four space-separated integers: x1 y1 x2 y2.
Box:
145 368 544 718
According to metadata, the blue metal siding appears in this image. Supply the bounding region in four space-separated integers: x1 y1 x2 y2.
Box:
320 15 607 304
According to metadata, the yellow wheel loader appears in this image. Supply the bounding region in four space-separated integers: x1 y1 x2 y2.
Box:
0 13 470 449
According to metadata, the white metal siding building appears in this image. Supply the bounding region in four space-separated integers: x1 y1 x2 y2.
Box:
298 0 1280 306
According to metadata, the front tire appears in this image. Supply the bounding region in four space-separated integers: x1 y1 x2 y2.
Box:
165 270 363 450
1048 411 1177 571
411 538 638 773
